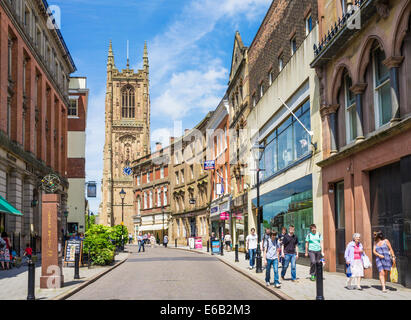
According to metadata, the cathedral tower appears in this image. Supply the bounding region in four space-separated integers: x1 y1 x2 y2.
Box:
101 41 150 232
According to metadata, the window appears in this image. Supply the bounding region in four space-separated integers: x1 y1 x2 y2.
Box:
305 15 313 35
24 6 30 30
373 46 391 127
164 187 168 206
341 0 348 15
68 98 78 116
252 95 256 107
121 86 135 118
268 72 273 86
36 26 41 49
160 166 164 179
181 170 184 183
8 38 13 79
291 36 297 55
279 56 284 72
147 171 150 183
190 165 194 179
23 59 27 95
149 190 153 208
157 189 161 207
144 192 147 209
137 175 141 185
259 83 264 98
176 171 179 184
344 74 357 143
260 100 311 180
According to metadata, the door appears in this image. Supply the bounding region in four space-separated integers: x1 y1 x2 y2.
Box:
335 181 346 269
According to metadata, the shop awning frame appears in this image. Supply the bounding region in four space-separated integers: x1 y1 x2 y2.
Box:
0 195 23 216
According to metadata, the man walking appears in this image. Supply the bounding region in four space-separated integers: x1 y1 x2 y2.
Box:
163 234 169 248
262 228 271 252
137 232 145 253
263 231 281 288
246 228 258 270
281 225 299 282
278 227 287 268
305 224 324 281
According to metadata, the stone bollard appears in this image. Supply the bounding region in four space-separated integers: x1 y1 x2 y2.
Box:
175 239 177 248
27 259 35 300
207 240 210 252
220 240 224 256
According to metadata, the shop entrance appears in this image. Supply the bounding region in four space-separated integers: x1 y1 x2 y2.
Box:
335 181 346 271
370 157 411 288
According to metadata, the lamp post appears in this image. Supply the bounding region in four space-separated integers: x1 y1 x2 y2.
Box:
252 141 265 274
119 188 126 251
63 211 69 240
162 207 165 246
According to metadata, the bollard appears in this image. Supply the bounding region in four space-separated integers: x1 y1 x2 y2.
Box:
316 261 324 300
220 240 224 256
207 240 210 253
74 251 80 280
27 259 35 300
175 239 177 248
235 244 239 262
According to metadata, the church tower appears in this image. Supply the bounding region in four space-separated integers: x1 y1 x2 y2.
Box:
101 41 150 232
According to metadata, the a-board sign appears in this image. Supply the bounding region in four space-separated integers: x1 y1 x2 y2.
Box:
211 240 220 253
64 239 83 264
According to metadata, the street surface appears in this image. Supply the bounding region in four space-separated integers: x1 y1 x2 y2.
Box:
68 245 279 300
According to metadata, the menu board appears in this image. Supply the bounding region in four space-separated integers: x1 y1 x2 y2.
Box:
211 240 220 254
64 239 83 264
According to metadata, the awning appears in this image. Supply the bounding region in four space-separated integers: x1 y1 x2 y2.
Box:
138 224 169 232
0 195 23 216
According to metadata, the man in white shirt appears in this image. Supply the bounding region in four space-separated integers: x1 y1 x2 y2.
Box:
246 228 258 270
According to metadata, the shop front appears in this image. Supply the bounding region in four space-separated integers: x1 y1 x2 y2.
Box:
230 193 248 252
252 175 313 254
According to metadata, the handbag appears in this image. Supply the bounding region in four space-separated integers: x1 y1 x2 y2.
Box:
390 265 398 283
362 254 372 269
346 264 352 278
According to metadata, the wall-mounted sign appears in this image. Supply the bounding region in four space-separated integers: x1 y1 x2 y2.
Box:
204 160 215 170
220 212 229 220
87 182 97 198
210 206 219 214
123 167 132 176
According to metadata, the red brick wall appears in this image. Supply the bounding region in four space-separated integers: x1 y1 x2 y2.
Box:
67 158 86 178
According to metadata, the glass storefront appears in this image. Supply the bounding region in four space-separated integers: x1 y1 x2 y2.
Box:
231 210 248 251
253 175 313 252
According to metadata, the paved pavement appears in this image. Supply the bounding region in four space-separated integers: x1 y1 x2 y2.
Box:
173 245 411 300
0 251 128 300
68 244 280 300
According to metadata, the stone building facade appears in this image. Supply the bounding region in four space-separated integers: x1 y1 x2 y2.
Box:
246 0 322 263
132 143 170 243
169 113 212 246
101 41 150 236
0 0 76 254
312 0 411 287
67 77 89 235
227 31 251 251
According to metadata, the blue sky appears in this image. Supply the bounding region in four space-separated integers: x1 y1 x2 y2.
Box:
51 0 272 215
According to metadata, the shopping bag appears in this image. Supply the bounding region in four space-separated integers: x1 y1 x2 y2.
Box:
346 264 352 278
390 266 398 283
362 254 372 269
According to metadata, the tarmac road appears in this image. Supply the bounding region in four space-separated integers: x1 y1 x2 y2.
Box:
68 245 280 300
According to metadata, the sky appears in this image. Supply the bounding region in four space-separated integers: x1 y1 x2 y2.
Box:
50 0 272 216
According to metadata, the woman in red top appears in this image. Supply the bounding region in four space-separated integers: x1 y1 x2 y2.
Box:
0 232 11 270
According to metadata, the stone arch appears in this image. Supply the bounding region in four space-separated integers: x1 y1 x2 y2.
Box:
357 34 388 83
330 60 355 105
393 0 411 56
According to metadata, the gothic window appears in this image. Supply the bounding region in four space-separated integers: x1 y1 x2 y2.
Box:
121 85 135 118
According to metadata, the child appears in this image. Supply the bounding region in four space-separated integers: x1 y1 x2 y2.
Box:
23 244 33 260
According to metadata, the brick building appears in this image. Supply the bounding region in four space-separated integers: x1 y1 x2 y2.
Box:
0 0 76 254
312 0 411 287
246 0 322 264
132 143 170 242
66 77 89 235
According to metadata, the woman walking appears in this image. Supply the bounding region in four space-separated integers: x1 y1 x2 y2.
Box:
373 231 396 293
344 233 365 290
0 232 11 270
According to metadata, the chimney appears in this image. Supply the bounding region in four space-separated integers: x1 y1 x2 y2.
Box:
156 142 162 151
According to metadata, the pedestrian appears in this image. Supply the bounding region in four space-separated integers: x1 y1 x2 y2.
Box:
262 228 271 251
0 232 11 270
280 225 299 282
305 224 324 281
150 234 156 248
344 233 365 290
263 231 281 288
137 232 145 253
163 234 169 248
224 232 232 251
23 243 33 260
128 233 133 244
373 230 396 293
246 228 258 270
278 227 287 268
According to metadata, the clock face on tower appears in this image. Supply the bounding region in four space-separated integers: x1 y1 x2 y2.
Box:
123 167 132 176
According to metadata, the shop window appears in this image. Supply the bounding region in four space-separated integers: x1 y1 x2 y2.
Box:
344 74 357 143
373 46 391 127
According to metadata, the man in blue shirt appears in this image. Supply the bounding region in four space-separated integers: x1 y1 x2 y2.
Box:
137 233 145 253
263 231 281 288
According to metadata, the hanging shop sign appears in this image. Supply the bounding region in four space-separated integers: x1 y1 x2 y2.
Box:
204 160 215 170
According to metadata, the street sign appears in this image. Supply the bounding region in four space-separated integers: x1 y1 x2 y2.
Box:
204 160 215 170
123 167 132 176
